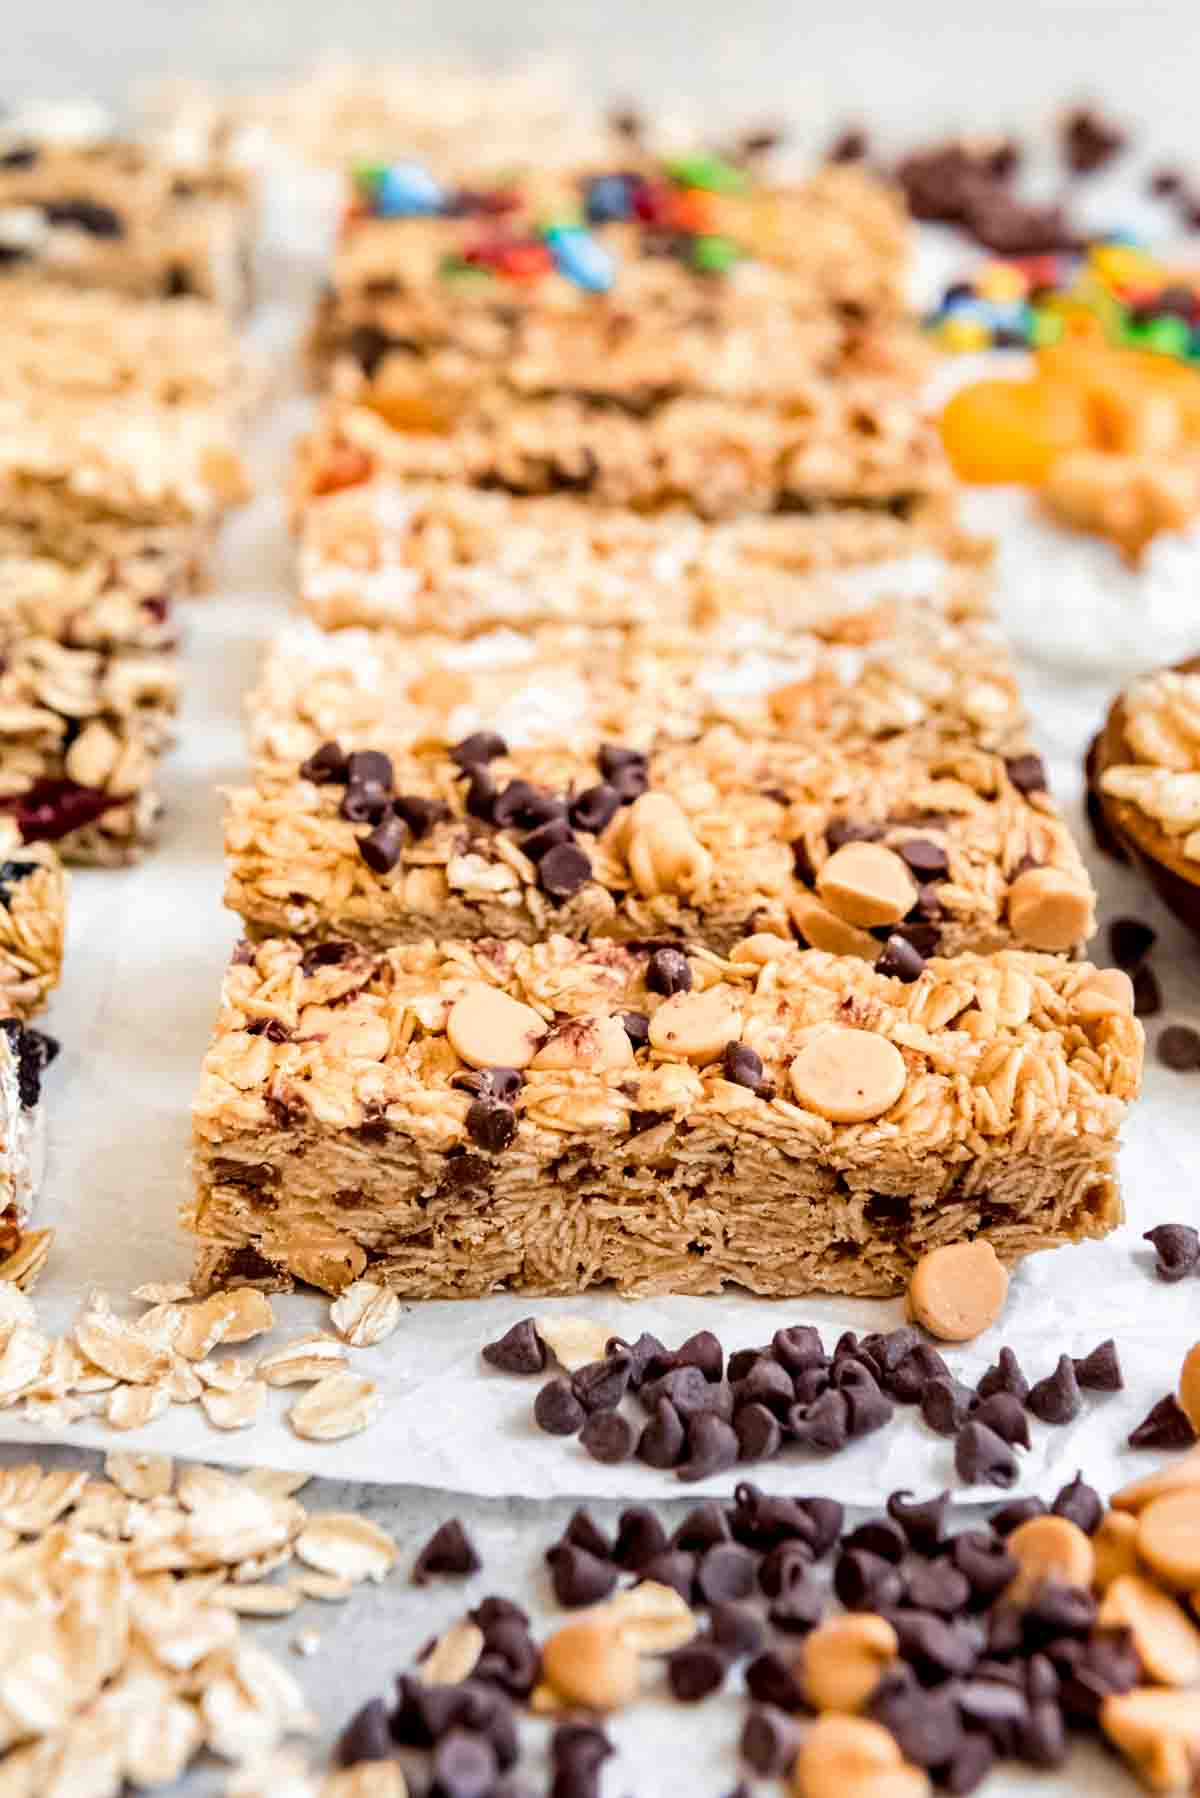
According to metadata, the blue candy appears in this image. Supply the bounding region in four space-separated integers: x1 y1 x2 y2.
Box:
374 161 446 218
583 173 635 224
545 227 616 292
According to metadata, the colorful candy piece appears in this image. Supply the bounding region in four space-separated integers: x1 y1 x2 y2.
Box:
544 226 615 292
664 152 749 194
690 234 741 275
582 174 636 224
373 161 446 219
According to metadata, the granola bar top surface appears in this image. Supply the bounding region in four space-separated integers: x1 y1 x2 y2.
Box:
1098 663 1200 872
227 720 1094 963
295 382 954 520
0 818 66 1019
296 478 993 636
0 543 179 653
193 933 1141 1151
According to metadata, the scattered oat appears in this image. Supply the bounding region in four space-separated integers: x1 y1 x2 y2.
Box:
215 1581 301 1617
132 1281 195 1304
107 1383 171 1431
75 1307 172 1385
296 1514 397 1583
288 1373 379 1442
289 1571 352 1603
417 1618 485 1686
166 1355 206 1402
534 1315 614 1373
198 1356 256 1391
329 1281 402 1348
0 1280 36 1340
106 1450 174 1499
176 1289 275 1361
259 1334 348 1387
134 1301 187 1350
0 1466 89 1534
0 1323 48 1399
0 1227 53 1289
243 1468 312 1500
202 1381 269 1431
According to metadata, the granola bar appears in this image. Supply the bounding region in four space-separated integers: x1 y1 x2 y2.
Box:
0 1019 55 1250
296 479 993 637
228 627 1093 961
0 539 181 653
0 820 66 1018
187 934 1140 1299
0 102 254 313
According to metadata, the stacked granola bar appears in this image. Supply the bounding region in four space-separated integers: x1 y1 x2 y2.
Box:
190 140 1142 1302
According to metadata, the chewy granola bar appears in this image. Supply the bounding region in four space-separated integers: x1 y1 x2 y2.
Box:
0 103 254 313
0 1019 55 1251
296 479 993 637
0 820 66 1019
188 934 1140 1299
228 630 1093 962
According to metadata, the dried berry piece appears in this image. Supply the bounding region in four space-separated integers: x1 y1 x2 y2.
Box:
619 1010 650 1049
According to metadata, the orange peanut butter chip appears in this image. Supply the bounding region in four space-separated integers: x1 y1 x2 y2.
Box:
816 842 919 929
1006 866 1095 952
1137 1490 1200 1591
793 1715 930 1798
1177 1341 1200 1435
907 1241 1009 1343
649 987 743 1064
1099 1575 1200 1687
1006 1514 1095 1606
1100 1688 1200 1793
802 1613 899 1713
446 984 546 1070
1074 967 1135 1021
541 1615 640 1710
788 894 879 960
1112 1446 1200 1514
788 1027 907 1123
1093 1509 1141 1593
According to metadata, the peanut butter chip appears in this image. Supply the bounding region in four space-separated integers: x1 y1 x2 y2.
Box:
1007 866 1095 951
1099 1575 1200 1687
816 842 919 928
541 1615 640 1710
1074 967 1135 1021
788 894 879 960
907 1241 1009 1343
1112 1445 1200 1513
794 1715 930 1798
1093 1509 1141 1593
1006 1514 1096 1606
1101 1688 1200 1792
648 988 743 1064
1138 1490 1200 1590
789 1027 906 1123
803 1613 899 1713
1177 1340 1200 1434
446 984 546 1070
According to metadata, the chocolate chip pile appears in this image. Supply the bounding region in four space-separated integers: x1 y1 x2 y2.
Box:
1101 914 1200 1074
332 1442 1200 1797
482 1316 1127 1488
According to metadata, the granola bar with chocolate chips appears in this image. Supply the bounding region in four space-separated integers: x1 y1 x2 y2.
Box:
0 820 66 1018
230 624 1091 960
188 935 1139 1299
0 103 254 313
296 478 993 637
0 1018 56 1247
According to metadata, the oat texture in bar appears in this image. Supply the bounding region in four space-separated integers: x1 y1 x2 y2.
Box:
296 479 993 636
229 628 1091 960
0 101 254 313
188 935 1140 1299
0 820 66 1019
0 1019 56 1250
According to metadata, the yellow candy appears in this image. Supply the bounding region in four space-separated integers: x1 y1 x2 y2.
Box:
936 316 991 352
1088 245 1164 290
976 261 1028 304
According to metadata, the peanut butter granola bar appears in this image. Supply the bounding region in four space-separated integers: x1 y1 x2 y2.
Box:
0 102 254 312
0 819 66 1018
296 479 993 637
229 630 1092 961
188 934 1140 1299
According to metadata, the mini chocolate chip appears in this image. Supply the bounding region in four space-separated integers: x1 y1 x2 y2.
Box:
1004 753 1048 794
572 1352 631 1413
464 769 498 820
609 1329 666 1387
597 743 649 801
454 1065 524 1101
432 1728 497 1798
952 1530 1019 1600
346 748 394 792
745 1650 805 1713
955 1421 1019 1487
945 1731 996 1796
958 1676 1030 1731
740 1703 802 1773
637 1397 686 1468
492 780 552 829
735 1358 795 1416
843 1518 907 1563
564 1509 613 1560
1025 1582 1097 1639
300 740 348 784
791 836 817 885
412 1519 482 1584
568 783 622 834
1073 1337 1124 1390
548 1544 617 1608
722 1040 769 1092
990 1496 1047 1536
646 946 691 994
638 1550 697 1602
614 1505 669 1570
1109 916 1156 969
677 1330 725 1384
791 1367 831 1409
696 1542 757 1605
1132 964 1163 1017
869 1675 963 1768
889 1610 977 1678
758 1541 815 1600
887 1488 950 1554
973 1391 1032 1449
620 1010 650 1049
904 1558 971 1615
1022 1700 1068 1767
534 1379 585 1437
482 1318 545 1375
1051 1471 1103 1535
899 837 950 879
710 1601 768 1658
642 1365 717 1419
1058 1627 1140 1718
1158 1024 1200 1071
579 1410 635 1464
826 818 885 850
450 731 507 769
772 1324 825 1371
921 1376 977 1436
797 1496 844 1558
875 934 926 982
539 841 592 899
667 1641 727 1701
551 1720 612 1777
466 1098 516 1152
976 1346 1030 1404
1128 1393 1198 1449
521 817 574 862
677 1413 739 1482
834 1548 903 1612
1144 1223 1200 1282
889 1343 950 1404
787 1387 849 1452
1027 1355 1081 1425
337 1696 392 1764
393 793 449 837
357 811 407 873
844 1382 894 1439
672 1502 730 1553
768 1580 826 1635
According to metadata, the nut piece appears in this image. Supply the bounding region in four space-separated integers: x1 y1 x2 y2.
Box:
648 988 743 1064
1177 1341 1200 1435
1006 1514 1096 1606
624 793 713 899
1112 1447 1200 1514
1101 1687 1200 1793
789 1027 906 1123
1007 866 1095 951
816 842 918 928
1093 1509 1141 1593
542 1615 640 1710
535 1316 613 1374
446 984 546 1070
788 894 880 960
802 1613 899 1713
907 1241 1009 1343
1099 1575 1200 1687
1138 1491 1200 1591
793 1714 930 1798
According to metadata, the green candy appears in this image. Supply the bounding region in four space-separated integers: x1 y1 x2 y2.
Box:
437 254 494 283
1027 309 1063 346
691 234 741 274
664 152 749 194
351 161 387 195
